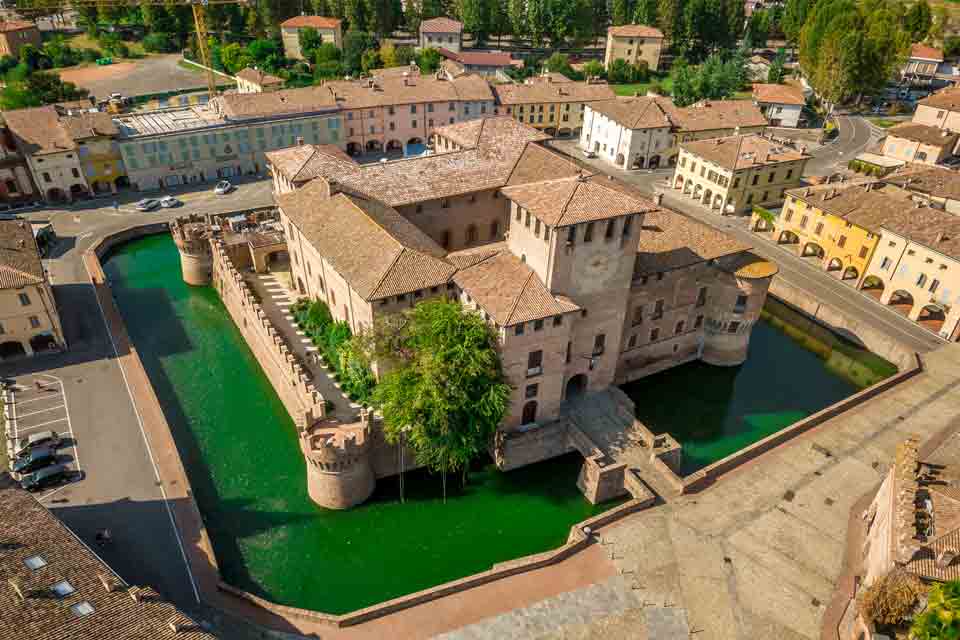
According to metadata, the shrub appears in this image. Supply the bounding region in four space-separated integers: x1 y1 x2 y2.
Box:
858 569 925 626
80 48 102 63
143 33 179 54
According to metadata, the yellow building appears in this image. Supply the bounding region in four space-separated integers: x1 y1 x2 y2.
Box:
604 24 664 71
751 180 915 286
492 73 615 137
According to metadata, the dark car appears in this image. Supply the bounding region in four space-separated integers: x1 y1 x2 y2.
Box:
12 444 57 474
20 464 68 492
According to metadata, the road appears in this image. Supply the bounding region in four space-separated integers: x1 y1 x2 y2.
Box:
0 178 274 614
548 121 943 355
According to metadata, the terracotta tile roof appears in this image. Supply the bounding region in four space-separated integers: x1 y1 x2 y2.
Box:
875 200 960 261
452 246 580 325
589 96 672 129
433 118 485 148
213 85 338 119
886 122 958 148
910 43 944 61
278 183 454 300
0 220 44 289
633 210 751 275
885 164 960 201
441 57 467 77
501 173 658 227
58 111 118 141
607 24 664 38
665 99 768 133
492 78 615 105
0 475 215 640
786 181 917 233
438 48 514 67
918 86 960 111
420 17 463 33
265 143 357 183
324 71 493 109
752 83 805 106
504 143 582 185
235 67 284 86
0 21 36 32
4 107 72 154
682 134 809 171
280 15 342 29
293 116 561 206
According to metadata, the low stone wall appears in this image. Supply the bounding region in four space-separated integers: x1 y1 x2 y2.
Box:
495 419 573 471
769 279 918 369
217 491 655 628
210 239 326 425
682 354 923 493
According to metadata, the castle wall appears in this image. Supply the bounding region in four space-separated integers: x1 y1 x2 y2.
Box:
701 268 772 367
396 188 508 251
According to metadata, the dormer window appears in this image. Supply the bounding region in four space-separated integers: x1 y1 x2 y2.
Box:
51 580 75 597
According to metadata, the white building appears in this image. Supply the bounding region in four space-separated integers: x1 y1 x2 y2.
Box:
752 83 805 128
580 96 673 170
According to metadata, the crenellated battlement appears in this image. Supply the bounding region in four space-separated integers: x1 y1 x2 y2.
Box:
301 410 373 472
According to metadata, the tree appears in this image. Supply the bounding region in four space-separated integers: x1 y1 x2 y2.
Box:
746 9 770 47
342 30 378 74
526 0 547 46
508 0 527 39
416 46 442 72
372 300 511 500
911 580 960 640
459 0 490 43
219 42 252 73
395 45 417 66
142 32 179 54
904 0 932 43
634 0 658 25
0 71 88 110
930 5 948 44
366 0 398 36
18 44 50 73
945 35 960 58
545 52 575 78
299 27 324 62
42 36 79 68
612 0 633 25
581 59 605 78
657 0 683 41
360 47 382 72
767 48 787 83
313 42 344 78
781 0 812 46
379 42 399 66
346 0 368 31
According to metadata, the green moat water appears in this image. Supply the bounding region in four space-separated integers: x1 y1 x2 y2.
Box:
103 234 610 614
104 234 897 612
622 298 898 475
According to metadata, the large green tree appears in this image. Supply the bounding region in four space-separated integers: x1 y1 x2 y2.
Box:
904 0 932 43
612 0 634 25
372 300 510 499
911 580 960 640
634 0 658 25
656 0 683 41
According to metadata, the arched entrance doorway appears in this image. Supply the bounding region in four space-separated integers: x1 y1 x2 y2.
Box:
826 257 843 272
888 290 914 316
565 374 588 399
648 155 661 169
801 242 824 258
0 340 25 360
265 249 289 272
46 188 67 203
521 401 537 425
918 305 946 332
365 139 382 153
29 334 56 354
114 175 131 190
778 230 799 245
860 275 884 300
69 184 88 199
386 139 402 152
346 142 361 155
842 266 859 281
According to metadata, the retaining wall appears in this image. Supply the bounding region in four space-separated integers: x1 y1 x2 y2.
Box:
769 279 918 369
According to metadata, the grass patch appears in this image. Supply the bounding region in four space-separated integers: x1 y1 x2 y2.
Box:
177 59 206 74
868 118 899 128
611 77 673 97
64 32 146 58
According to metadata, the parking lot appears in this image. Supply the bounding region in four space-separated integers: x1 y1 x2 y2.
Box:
4 373 81 501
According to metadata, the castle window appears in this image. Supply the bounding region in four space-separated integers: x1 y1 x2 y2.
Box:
632 306 643 326
553 315 563 326
675 320 685 335
534 219 541 237
527 350 543 377
525 384 539 399
525 211 531 228
565 341 572 363
584 222 594 242
593 334 606 355
694 314 704 328
515 324 525 336
515 207 521 221
728 321 741 333
567 226 576 245
605 219 615 240
628 334 637 348
623 215 633 238
653 299 663 319
534 319 544 331
650 328 660 341
696 287 707 307
442 230 451 248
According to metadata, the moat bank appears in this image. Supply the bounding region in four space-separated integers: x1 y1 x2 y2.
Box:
103 233 613 615
622 297 897 475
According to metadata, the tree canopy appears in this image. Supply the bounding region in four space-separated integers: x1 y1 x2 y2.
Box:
371 300 511 497
910 580 960 640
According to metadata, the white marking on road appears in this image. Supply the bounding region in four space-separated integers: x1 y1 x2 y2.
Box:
12 394 68 406
39 376 80 474
17 417 67 431
88 282 201 604
38 483 73 503
16 404 65 418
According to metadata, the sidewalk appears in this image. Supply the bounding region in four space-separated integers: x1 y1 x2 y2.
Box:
243 272 361 423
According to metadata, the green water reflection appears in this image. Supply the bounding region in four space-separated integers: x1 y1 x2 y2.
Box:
103 234 609 614
621 299 896 475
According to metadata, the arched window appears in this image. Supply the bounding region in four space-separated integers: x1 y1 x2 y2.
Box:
466 225 478 245
522 401 537 425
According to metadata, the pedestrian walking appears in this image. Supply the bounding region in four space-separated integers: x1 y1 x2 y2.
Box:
112 200 119 212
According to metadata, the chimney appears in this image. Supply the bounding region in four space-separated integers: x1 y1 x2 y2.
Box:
936 231 945 243
130 588 142 603
169 621 185 633
8 578 24 601
98 573 116 593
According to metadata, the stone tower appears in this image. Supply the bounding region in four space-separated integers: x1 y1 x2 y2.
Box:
701 253 778 366
300 409 376 509
170 215 213 286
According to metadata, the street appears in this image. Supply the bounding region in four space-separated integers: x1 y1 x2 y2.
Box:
0 177 274 613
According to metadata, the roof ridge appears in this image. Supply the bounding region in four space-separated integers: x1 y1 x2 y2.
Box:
505 269 537 325
0 263 42 285
369 247 410 299
555 178 582 227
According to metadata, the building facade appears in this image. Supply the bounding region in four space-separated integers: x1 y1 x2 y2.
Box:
0 125 38 209
913 86 960 131
580 96 769 170
235 67 284 94
902 43 943 87
280 15 343 59
881 123 958 166
258 117 775 508
752 83 805 128
0 220 65 360
671 133 809 215
884 164 960 215
494 73 616 137
419 17 463 52
0 20 42 58
603 24 664 71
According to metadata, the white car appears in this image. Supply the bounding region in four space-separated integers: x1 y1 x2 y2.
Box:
159 195 181 208
135 198 160 211
214 180 234 195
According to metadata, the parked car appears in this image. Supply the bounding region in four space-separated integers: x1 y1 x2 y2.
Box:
214 180 234 195
159 195 182 208
12 444 57 474
20 464 69 492
135 198 160 211
582 149 597 159
14 429 61 457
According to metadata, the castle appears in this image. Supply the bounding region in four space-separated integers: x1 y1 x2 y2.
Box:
173 116 777 510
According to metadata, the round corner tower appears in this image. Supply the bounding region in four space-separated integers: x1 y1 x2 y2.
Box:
300 412 375 510
170 215 213 286
701 253 778 367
